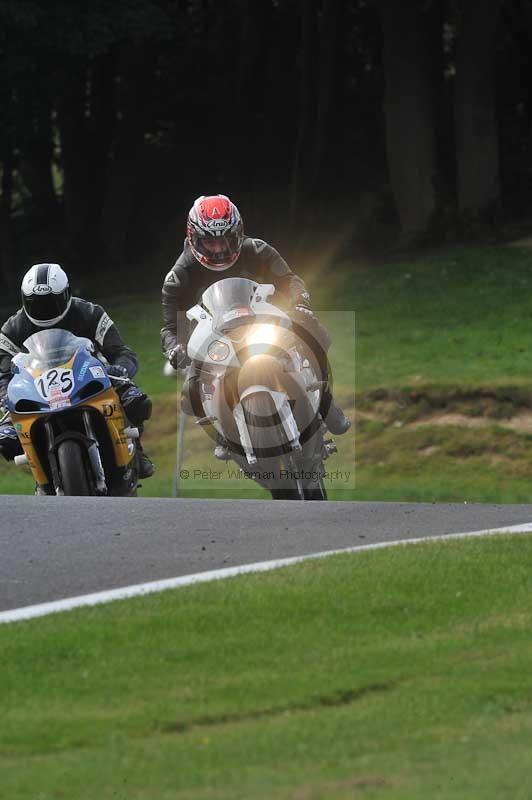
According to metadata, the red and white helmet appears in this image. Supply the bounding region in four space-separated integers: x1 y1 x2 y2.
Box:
187 194 244 271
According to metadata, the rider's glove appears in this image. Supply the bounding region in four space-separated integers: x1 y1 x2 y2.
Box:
166 344 190 370
107 364 129 379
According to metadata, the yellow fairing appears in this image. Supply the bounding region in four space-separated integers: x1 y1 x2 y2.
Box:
11 386 132 486
10 410 48 485
83 387 132 467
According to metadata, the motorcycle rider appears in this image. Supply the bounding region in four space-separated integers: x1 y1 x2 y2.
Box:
161 194 350 458
0 263 155 478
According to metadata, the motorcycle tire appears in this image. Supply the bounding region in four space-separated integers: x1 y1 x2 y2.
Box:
270 469 327 500
57 440 91 496
242 392 305 501
302 469 328 501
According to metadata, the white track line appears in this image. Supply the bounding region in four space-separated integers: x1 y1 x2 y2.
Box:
2 521 532 625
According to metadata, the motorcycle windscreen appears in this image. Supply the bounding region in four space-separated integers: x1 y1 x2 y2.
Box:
21 329 93 370
201 277 259 334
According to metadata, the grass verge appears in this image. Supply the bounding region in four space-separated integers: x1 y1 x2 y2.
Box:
3 243 532 501
2 534 532 799
326 243 532 391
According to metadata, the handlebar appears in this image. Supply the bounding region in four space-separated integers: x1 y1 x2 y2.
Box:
108 375 133 385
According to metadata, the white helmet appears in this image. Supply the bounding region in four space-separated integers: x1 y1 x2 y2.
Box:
21 264 72 327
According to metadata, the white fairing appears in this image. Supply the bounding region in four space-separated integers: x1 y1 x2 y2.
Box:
186 278 321 463
188 283 275 362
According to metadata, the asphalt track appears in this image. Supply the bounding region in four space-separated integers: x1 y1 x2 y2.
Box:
1 496 532 613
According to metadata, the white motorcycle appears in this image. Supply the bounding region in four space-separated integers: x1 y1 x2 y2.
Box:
185 277 338 500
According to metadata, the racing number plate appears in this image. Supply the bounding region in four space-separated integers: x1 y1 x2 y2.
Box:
34 368 74 407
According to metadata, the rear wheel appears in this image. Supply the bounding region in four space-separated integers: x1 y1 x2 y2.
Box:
57 440 91 496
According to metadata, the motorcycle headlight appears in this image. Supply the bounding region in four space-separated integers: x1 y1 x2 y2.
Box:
208 340 230 362
245 324 279 352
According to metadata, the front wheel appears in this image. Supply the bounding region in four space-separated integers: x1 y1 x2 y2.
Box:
271 468 328 501
302 468 328 501
241 392 303 499
57 440 91 496
241 393 327 500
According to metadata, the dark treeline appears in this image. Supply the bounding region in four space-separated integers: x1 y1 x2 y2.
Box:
0 0 531 291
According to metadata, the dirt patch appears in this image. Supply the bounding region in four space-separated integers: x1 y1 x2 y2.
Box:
411 413 486 429
488 454 513 466
418 445 439 456
497 411 532 433
355 388 532 434
358 386 532 413
355 408 386 422
292 775 392 800
410 410 532 432
355 408 532 432
507 236 532 249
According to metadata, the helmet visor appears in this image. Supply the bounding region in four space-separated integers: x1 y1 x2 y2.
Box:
193 233 241 266
23 290 71 323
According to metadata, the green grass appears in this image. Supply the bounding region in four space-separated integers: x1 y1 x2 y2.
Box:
325 244 532 391
352 422 532 503
3 243 532 501
3 534 532 798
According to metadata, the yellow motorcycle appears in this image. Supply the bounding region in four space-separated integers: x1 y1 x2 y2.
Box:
5 329 139 496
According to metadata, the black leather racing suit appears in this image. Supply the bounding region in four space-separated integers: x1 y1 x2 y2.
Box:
0 298 150 461
160 237 331 417
161 238 311 352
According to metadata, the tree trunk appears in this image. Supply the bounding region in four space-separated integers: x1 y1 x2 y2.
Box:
86 51 116 238
235 0 256 112
58 58 118 264
57 66 91 253
454 0 501 215
18 106 57 220
429 0 454 205
252 0 294 236
100 45 150 269
233 0 271 207
310 0 341 193
377 0 438 237
0 154 16 291
289 0 314 226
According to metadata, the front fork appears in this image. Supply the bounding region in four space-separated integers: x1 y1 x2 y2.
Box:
44 412 108 495
235 386 302 465
82 409 107 494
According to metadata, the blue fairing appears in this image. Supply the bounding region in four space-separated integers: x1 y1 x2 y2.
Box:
7 372 49 413
7 331 111 414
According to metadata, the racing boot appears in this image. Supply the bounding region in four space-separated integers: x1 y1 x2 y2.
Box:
0 424 23 461
35 484 54 496
120 385 153 426
119 385 155 478
214 433 231 461
136 440 155 479
320 387 351 435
